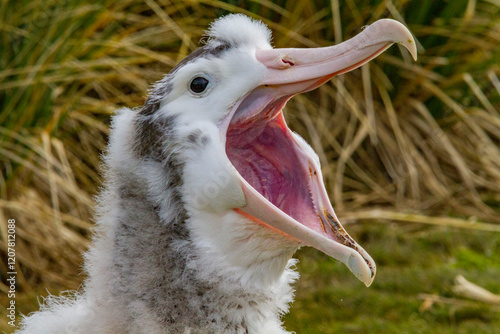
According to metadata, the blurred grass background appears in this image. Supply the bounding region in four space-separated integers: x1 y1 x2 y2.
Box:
1 0 500 333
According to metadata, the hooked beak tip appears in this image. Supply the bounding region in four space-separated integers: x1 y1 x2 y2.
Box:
404 37 418 61
375 19 418 61
346 250 376 287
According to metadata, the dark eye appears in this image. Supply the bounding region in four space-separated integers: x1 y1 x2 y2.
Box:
190 77 209 94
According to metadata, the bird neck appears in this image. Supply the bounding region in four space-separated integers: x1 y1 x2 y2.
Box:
85 109 298 333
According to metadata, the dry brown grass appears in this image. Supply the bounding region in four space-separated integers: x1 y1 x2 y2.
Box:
1 0 499 302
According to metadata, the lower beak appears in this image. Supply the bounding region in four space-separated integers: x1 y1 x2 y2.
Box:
232 19 416 287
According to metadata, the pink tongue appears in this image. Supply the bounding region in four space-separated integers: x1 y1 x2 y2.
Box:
226 117 315 225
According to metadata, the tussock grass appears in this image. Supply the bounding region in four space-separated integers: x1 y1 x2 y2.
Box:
1 0 499 332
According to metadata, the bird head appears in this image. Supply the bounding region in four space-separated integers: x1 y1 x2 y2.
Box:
140 14 416 287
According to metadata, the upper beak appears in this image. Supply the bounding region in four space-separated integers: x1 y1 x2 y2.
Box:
232 19 417 287
256 19 416 87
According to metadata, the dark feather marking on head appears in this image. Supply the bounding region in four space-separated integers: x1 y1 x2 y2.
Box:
187 129 211 147
187 129 203 144
171 41 231 74
139 41 231 117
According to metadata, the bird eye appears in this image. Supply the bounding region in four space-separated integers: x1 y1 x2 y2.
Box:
189 77 210 94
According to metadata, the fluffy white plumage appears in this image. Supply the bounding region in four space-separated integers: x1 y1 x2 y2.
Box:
207 14 272 50
17 15 299 334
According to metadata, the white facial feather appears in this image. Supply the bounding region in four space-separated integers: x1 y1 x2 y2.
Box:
161 50 267 125
178 121 246 213
207 14 273 50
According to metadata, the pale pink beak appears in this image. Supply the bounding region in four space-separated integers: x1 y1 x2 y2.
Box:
257 19 416 86
227 19 417 287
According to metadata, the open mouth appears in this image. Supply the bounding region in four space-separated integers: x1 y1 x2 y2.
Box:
221 19 417 286
227 92 342 241
225 87 378 285
227 96 311 232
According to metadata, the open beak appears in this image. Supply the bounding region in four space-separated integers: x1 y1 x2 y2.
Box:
225 19 417 287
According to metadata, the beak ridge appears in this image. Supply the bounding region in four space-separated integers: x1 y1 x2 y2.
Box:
256 19 417 85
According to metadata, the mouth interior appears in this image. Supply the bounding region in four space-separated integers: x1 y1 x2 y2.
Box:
225 86 377 284
225 94 319 230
